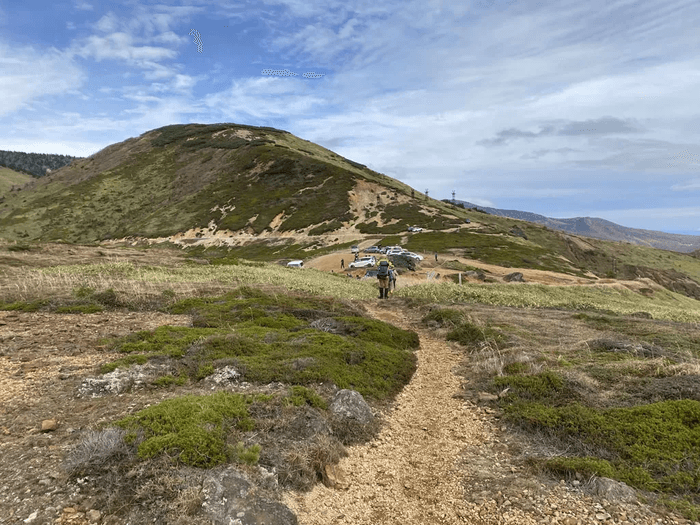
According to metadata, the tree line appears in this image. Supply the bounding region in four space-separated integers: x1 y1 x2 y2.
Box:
0 149 83 178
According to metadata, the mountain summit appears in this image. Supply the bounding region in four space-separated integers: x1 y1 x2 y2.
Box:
0 123 466 245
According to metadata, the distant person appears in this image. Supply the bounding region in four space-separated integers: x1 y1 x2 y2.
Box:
340 258 344 269
434 251 438 262
388 267 396 292
377 260 391 299
354 253 359 262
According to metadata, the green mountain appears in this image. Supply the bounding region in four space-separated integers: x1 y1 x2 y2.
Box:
0 149 82 178
0 123 467 245
2 122 700 298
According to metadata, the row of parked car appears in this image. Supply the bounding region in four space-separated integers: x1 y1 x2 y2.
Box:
359 245 424 262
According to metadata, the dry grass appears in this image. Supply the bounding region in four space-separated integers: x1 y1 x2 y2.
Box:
278 434 348 491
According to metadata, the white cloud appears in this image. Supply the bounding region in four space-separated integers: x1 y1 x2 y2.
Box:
74 1 94 11
95 13 119 33
671 179 700 191
0 43 84 116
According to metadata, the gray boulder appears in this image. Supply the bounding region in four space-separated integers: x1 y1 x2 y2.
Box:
329 389 374 425
201 467 297 525
465 270 486 281
591 477 637 503
504 272 525 282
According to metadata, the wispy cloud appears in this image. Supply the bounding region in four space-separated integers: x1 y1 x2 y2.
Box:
0 43 85 117
73 1 94 10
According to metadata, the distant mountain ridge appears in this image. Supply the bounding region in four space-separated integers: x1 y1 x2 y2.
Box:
454 200 700 253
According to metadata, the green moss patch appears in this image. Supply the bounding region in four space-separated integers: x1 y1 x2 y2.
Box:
104 287 418 400
115 392 258 468
507 400 700 498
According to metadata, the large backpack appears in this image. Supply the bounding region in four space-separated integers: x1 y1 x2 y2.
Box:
377 260 390 278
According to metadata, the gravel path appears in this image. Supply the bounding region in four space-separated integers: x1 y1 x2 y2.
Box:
283 303 690 525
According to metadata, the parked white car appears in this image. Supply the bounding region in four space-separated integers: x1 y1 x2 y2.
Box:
286 260 304 268
407 226 424 232
403 252 424 261
349 256 376 269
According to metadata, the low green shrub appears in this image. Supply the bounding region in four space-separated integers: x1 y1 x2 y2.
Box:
422 308 464 327
494 371 565 400
115 392 257 468
503 399 700 496
284 386 328 410
55 304 103 314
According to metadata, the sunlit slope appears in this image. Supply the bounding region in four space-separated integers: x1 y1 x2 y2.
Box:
0 167 32 195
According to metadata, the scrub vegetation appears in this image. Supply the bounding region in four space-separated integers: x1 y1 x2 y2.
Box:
425 300 700 520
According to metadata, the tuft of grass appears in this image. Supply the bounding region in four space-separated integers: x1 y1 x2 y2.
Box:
422 307 465 327
64 427 131 475
446 320 506 347
229 442 261 465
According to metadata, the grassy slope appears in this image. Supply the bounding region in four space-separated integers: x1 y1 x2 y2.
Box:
0 167 33 194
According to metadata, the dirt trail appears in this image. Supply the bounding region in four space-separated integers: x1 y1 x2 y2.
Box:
283 303 680 525
283 304 546 525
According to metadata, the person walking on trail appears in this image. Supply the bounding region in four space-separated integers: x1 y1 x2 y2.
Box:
434 251 438 262
377 260 391 299
340 258 344 269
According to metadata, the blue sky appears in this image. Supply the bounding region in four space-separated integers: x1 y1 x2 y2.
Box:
1 0 699 235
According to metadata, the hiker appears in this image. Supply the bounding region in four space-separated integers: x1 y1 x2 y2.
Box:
434 251 438 262
340 258 344 269
377 259 391 299
354 252 359 262
388 266 396 292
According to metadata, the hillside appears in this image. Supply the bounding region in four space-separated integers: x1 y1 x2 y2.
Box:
3 122 700 299
0 167 33 195
454 199 700 253
0 149 82 178
0 123 466 246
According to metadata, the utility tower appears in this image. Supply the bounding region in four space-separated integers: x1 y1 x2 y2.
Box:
452 190 456 203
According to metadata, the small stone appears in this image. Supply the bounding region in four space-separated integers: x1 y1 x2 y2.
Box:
86 509 101 522
63 507 77 514
23 511 38 523
562 518 577 525
572 480 580 486
324 464 350 490
41 419 58 432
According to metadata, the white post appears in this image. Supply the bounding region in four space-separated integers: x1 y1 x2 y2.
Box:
459 272 462 285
